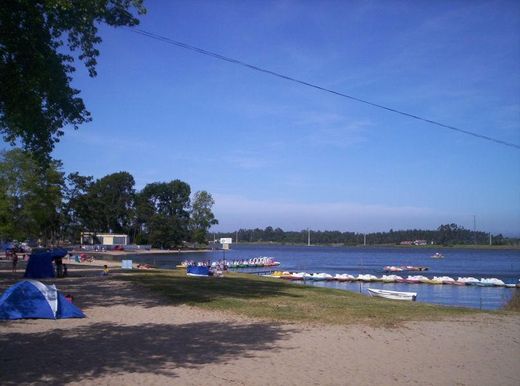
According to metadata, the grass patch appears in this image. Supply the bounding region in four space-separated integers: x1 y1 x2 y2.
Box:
120 269 477 326
504 290 520 312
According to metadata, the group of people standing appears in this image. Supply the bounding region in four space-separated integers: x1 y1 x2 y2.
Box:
6 250 68 278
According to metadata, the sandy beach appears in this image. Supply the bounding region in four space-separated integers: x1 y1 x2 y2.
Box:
1 260 519 386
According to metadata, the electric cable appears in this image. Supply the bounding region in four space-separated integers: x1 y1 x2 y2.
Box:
128 27 520 150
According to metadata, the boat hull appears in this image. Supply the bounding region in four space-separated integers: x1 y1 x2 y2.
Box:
367 288 417 301
186 266 211 277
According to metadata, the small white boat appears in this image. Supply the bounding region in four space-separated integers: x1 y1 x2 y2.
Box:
479 278 505 287
384 265 404 272
456 277 480 285
431 252 444 259
380 274 402 283
367 288 417 301
282 272 306 281
357 274 379 282
309 272 333 281
435 275 455 285
334 273 355 282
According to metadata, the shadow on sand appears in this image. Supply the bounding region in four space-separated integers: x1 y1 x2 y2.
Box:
0 320 293 385
2 265 303 310
0 270 168 311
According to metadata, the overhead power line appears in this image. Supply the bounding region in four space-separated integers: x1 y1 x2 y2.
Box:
128 27 520 150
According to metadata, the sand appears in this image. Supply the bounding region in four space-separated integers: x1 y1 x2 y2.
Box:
1 260 519 386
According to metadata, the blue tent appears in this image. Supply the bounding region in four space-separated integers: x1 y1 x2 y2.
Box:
0 280 85 320
24 248 68 279
1 241 15 251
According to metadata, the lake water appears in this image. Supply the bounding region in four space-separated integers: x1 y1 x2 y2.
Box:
129 244 520 310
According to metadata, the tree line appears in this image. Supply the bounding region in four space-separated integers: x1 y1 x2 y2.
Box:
216 223 514 246
0 149 218 248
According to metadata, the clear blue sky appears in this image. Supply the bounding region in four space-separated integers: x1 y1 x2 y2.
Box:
28 1 520 234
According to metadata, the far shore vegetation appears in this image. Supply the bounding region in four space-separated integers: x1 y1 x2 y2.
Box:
220 241 520 250
121 269 485 327
215 224 519 248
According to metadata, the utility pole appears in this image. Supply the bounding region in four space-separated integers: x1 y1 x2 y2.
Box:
364 233 366 246
236 230 238 244
307 228 311 246
489 233 492 246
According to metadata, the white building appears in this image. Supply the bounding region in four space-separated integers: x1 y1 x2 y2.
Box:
80 232 128 246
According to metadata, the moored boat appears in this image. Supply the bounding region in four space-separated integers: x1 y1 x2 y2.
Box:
367 288 417 301
405 266 429 271
417 275 435 284
306 273 330 281
309 272 333 281
356 274 378 282
380 274 402 283
431 252 444 259
384 265 428 272
438 276 456 285
456 277 480 285
427 277 444 284
226 257 281 269
262 271 284 278
384 265 404 272
401 275 423 284
479 278 505 287
334 273 355 282
280 272 306 281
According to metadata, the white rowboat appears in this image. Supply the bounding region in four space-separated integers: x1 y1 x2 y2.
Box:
367 288 417 301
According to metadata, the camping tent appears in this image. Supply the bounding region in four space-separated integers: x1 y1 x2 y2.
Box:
24 248 68 279
1 241 15 251
0 280 85 320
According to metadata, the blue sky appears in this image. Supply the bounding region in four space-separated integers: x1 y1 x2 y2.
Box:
20 1 520 234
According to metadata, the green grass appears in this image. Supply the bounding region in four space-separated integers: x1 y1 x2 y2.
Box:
119 269 479 326
504 290 520 312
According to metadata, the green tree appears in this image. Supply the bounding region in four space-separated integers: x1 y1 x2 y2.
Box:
61 172 94 242
190 191 218 244
87 171 136 234
0 149 64 243
138 180 191 248
0 0 146 161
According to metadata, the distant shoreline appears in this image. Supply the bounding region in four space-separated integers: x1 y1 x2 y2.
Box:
228 242 520 250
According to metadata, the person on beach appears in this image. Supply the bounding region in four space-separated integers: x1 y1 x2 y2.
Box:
55 256 63 278
11 251 18 272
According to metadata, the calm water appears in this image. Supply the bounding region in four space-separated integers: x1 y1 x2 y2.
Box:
128 244 520 310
